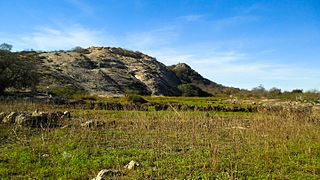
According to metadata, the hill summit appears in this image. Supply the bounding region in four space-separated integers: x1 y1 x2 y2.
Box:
33 47 236 96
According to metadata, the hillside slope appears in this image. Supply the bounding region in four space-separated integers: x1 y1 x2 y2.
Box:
36 47 181 96
169 63 240 95
31 47 237 96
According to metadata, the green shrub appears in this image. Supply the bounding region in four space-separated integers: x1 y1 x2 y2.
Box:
291 89 303 93
127 95 148 104
49 86 89 99
71 46 90 54
178 84 211 97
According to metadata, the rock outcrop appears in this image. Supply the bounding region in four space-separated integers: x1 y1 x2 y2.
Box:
37 47 181 96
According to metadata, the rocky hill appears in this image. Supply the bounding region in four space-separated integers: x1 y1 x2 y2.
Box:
169 63 240 95
32 47 235 96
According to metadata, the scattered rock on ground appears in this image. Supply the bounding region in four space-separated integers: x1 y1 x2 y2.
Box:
124 160 140 170
81 120 105 128
92 169 121 180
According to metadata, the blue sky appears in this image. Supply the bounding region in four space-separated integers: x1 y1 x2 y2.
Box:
1 0 319 91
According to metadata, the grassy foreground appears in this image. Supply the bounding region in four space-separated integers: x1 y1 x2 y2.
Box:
0 100 320 179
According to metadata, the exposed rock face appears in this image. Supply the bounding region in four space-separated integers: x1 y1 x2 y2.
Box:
30 47 237 96
37 47 181 96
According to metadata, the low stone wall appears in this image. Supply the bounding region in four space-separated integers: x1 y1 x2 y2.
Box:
0 110 70 128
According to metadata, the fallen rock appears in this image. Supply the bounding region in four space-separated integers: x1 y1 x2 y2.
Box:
92 169 121 180
124 160 140 170
3 112 18 123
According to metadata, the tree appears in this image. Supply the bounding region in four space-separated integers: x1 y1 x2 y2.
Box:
0 43 13 51
71 46 89 54
269 87 282 95
0 50 38 94
252 84 266 93
291 89 303 93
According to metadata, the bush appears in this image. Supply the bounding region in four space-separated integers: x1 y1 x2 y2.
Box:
49 86 89 99
127 95 148 104
291 89 303 93
178 84 211 97
0 43 12 51
0 50 39 94
71 46 90 54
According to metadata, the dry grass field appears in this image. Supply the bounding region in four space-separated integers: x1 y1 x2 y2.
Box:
0 98 319 179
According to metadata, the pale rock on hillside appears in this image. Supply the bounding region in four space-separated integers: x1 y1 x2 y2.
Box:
37 47 181 96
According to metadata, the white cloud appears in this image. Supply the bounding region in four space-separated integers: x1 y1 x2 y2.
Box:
142 44 320 90
1 17 317 91
66 0 94 15
12 25 111 51
176 14 204 22
124 26 178 50
212 15 259 31
234 3 266 14
194 51 248 65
